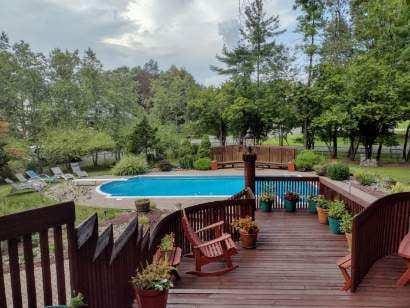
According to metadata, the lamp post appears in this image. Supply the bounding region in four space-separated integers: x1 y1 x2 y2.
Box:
243 128 257 193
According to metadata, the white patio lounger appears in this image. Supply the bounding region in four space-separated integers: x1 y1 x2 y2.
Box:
70 162 88 178
5 178 38 192
51 167 75 180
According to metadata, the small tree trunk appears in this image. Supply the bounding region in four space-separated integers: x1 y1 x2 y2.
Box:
93 152 98 167
332 130 338 159
303 119 310 149
279 126 284 147
403 124 409 161
376 142 383 161
352 139 360 161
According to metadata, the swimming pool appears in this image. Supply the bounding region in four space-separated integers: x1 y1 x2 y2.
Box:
97 175 318 199
97 176 244 198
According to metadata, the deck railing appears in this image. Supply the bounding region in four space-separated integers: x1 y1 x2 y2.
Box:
351 192 410 292
211 145 296 168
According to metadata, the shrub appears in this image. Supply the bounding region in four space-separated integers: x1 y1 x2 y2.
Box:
178 155 194 169
159 233 175 252
340 213 353 234
295 150 324 171
390 182 410 193
354 170 377 186
7 159 27 173
328 200 346 219
313 163 328 176
313 195 329 209
197 135 211 158
157 160 173 171
111 155 148 176
193 157 212 170
326 163 350 181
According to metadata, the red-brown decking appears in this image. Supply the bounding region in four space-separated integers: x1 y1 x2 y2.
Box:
168 211 410 307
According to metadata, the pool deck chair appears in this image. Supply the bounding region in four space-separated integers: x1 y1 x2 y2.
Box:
70 162 88 178
51 167 75 180
181 208 238 276
15 173 29 183
26 170 56 183
5 178 35 192
15 173 46 190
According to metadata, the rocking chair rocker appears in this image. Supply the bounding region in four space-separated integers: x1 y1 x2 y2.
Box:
181 208 238 276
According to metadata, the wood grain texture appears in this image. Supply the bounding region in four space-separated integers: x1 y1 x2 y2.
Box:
168 211 410 307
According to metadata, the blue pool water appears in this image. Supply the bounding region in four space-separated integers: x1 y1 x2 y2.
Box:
98 176 244 198
98 176 318 199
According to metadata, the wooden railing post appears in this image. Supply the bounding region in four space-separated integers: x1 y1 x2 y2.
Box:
243 151 257 193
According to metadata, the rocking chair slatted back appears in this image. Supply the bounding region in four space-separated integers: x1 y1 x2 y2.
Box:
181 208 202 247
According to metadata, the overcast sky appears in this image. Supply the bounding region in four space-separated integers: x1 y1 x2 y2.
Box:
0 0 302 85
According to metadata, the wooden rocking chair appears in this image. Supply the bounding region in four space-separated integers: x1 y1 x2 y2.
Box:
181 208 238 276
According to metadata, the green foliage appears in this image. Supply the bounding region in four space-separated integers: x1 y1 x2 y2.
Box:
111 155 148 176
340 213 353 234
159 233 175 252
193 158 212 170
69 293 86 308
313 195 329 209
197 136 211 158
128 116 159 158
389 182 410 193
354 170 377 186
131 262 173 291
157 160 173 172
328 200 346 219
326 163 350 181
295 150 324 171
178 155 194 169
313 163 328 176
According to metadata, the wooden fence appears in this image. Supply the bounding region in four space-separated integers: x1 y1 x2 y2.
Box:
351 192 410 291
0 189 255 307
211 145 296 168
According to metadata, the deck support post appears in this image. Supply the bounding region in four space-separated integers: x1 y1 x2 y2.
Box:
243 152 257 193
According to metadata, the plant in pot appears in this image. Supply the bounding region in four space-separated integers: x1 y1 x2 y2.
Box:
259 192 275 212
232 216 259 249
340 213 353 251
135 198 150 212
284 192 299 212
131 261 173 308
315 195 329 224
328 200 346 234
307 195 318 214
159 233 175 261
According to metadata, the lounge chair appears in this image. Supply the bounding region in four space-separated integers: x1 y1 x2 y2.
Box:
15 173 29 183
70 162 88 178
5 178 37 192
26 170 56 183
51 167 75 180
16 172 47 190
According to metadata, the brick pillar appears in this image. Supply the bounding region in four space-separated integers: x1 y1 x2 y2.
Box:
243 152 257 193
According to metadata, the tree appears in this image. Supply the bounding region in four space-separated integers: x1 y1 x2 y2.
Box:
128 116 159 158
134 59 159 111
84 130 115 167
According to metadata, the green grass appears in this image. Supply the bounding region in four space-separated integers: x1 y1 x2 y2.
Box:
84 165 113 177
0 184 125 224
348 165 410 184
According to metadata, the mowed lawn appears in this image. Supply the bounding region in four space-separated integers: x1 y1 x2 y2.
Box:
349 165 410 184
0 184 125 223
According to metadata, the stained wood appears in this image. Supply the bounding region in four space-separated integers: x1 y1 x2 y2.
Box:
0 252 6 308
23 234 37 308
40 229 52 305
8 238 22 308
53 226 66 304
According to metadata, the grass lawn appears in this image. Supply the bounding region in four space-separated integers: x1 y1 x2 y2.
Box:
0 184 125 224
348 165 410 184
84 165 113 177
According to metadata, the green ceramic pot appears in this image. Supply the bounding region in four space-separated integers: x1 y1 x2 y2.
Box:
328 217 343 234
284 200 297 212
260 200 272 212
308 200 317 214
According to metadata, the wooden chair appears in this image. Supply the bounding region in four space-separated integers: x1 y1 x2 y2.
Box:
397 232 410 287
181 208 238 276
337 254 352 291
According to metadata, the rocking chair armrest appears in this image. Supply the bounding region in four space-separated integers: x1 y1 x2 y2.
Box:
196 221 224 233
194 234 232 249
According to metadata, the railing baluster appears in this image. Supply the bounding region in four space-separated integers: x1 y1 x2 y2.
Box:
53 226 66 304
8 238 22 308
0 251 6 308
40 229 53 305
23 234 37 308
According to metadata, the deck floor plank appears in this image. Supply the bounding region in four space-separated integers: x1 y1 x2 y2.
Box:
168 211 410 307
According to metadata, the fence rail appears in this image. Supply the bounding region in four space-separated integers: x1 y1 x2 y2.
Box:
211 145 296 168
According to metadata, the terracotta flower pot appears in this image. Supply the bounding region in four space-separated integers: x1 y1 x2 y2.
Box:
135 199 150 212
239 229 258 249
134 289 168 308
316 207 329 224
346 232 352 252
288 161 295 172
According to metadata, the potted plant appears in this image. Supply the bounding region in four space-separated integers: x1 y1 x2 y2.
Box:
232 216 259 249
131 261 173 308
307 195 318 214
284 192 299 212
159 233 175 260
340 213 353 251
45 293 86 308
135 199 150 212
259 192 275 212
328 200 346 234
315 195 329 224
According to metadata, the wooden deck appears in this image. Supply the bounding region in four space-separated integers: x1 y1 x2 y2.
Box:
168 211 410 307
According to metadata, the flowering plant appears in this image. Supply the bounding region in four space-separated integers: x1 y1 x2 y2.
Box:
231 216 259 234
284 191 299 202
260 192 275 202
131 261 174 291
159 233 175 252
